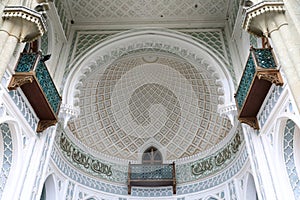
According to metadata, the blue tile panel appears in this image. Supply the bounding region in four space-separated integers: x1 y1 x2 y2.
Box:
35 60 61 114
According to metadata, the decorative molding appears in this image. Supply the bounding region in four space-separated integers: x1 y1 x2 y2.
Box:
243 2 285 37
0 123 13 199
8 90 38 131
50 142 248 196
60 133 113 177
257 70 284 86
58 103 80 128
191 132 242 176
283 119 300 199
218 103 237 126
2 6 47 42
7 73 35 90
257 83 284 129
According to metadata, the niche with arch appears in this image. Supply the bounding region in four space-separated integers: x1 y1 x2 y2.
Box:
142 146 163 164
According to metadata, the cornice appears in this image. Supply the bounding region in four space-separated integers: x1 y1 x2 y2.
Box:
2 6 47 42
243 2 285 37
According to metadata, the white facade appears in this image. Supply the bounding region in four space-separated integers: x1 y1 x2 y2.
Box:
0 0 300 199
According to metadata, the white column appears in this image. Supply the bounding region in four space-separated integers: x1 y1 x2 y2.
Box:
268 15 300 113
243 2 300 112
243 126 278 200
0 20 21 80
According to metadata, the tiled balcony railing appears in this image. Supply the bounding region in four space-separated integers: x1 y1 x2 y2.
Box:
128 162 176 195
234 47 283 129
8 52 61 132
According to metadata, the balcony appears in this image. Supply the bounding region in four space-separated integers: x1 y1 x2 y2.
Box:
8 52 61 132
128 162 176 195
234 47 283 130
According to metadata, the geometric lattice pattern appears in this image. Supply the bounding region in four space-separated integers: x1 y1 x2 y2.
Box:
73 33 113 59
184 31 224 57
68 52 232 161
65 181 75 200
0 123 13 199
66 0 228 23
284 119 300 199
258 84 283 128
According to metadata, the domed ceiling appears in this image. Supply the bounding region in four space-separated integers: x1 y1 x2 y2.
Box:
67 51 232 161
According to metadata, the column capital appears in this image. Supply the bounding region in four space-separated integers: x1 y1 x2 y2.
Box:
59 103 80 128
2 5 47 42
243 2 285 37
218 103 237 126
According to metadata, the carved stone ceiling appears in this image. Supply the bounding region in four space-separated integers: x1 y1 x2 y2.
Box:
68 52 232 161
63 0 230 27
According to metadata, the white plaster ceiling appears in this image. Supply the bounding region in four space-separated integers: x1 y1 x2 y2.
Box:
61 1 235 162
68 52 232 161
63 0 230 28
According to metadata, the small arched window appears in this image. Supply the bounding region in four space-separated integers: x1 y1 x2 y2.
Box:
142 147 162 164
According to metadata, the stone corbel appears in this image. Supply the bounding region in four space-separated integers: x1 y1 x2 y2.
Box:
243 2 286 37
218 103 237 126
59 104 80 128
2 6 47 42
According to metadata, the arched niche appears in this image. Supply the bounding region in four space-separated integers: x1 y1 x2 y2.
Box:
245 173 258 200
273 116 300 199
142 146 163 164
0 119 22 199
63 29 235 112
40 174 57 200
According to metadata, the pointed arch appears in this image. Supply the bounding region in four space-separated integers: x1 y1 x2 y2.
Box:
40 174 58 200
0 118 22 199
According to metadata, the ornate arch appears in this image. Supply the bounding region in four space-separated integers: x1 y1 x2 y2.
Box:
62 29 235 113
0 118 22 199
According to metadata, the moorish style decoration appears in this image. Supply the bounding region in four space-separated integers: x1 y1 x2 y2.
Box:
8 52 61 132
234 47 283 129
60 133 113 177
2 6 47 42
191 132 241 176
243 2 285 37
128 162 176 195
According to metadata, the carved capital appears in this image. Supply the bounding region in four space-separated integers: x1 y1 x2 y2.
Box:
239 117 259 130
257 70 284 86
7 73 35 90
218 103 237 126
59 104 80 128
2 6 47 42
243 2 285 37
37 119 57 132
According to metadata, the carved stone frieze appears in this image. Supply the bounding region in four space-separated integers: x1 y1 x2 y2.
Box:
59 133 113 176
191 132 242 176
